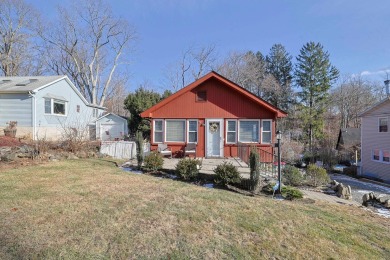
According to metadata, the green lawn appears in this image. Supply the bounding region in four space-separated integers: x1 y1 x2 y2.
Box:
0 159 389 259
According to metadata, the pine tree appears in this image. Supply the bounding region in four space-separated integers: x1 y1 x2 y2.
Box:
265 44 293 111
295 42 339 158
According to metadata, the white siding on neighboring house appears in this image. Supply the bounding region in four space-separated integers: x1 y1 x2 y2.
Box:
360 99 390 183
95 114 128 141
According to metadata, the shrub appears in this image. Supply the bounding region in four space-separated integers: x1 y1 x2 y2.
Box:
306 164 330 187
175 158 202 180
135 131 144 169
249 147 261 191
143 151 163 172
282 186 303 200
282 165 304 186
214 161 241 187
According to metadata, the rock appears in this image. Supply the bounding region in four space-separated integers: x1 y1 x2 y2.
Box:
378 195 390 204
76 151 87 158
384 199 390 208
336 184 352 200
362 193 371 205
369 192 375 201
1 153 16 162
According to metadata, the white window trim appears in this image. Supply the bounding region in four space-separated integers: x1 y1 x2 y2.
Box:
371 149 390 164
187 119 198 144
238 119 260 143
44 98 67 116
165 119 186 143
226 119 237 144
153 119 164 144
379 117 388 133
261 119 272 144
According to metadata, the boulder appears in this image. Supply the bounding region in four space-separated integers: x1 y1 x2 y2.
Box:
362 193 371 206
384 199 390 209
378 195 390 204
336 184 352 200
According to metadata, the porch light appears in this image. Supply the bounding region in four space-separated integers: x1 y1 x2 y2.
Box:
276 130 282 141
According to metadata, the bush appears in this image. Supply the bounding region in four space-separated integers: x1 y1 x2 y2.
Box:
282 165 304 186
306 164 330 187
143 151 163 172
343 166 357 177
135 131 144 169
282 186 303 200
214 161 241 187
249 147 261 191
175 158 202 180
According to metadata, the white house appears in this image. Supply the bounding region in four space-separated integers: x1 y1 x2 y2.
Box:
0 75 128 140
359 97 390 183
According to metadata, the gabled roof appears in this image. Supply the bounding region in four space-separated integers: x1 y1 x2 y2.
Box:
93 113 128 123
359 97 390 117
0 75 65 92
336 128 361 150
141 71 287 118
0 75 105 109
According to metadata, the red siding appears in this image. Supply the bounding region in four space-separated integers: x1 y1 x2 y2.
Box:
150 79 275 119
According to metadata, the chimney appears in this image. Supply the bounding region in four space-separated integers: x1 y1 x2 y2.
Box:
385 80 390 97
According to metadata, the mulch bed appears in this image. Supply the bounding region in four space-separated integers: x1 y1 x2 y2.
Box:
0 136 22 147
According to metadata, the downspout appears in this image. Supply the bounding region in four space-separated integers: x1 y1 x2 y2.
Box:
28 91 36 141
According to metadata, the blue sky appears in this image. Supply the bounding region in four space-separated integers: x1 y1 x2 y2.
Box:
28 0 390 90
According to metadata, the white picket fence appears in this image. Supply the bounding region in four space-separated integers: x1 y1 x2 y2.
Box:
100 141 150 159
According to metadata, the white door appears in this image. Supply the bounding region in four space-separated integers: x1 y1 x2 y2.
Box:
101 123 123 141
205 119 224 157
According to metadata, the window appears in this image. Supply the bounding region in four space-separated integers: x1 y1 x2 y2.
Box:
166 120 185 142
76 105 80 113
261 120 272 143
188 120 198 143
379 118 388 132
44 98 66 115
239 120 259 142
226 120 237 143
196 91 207 102
154 120 163 143
383 150 390 162
373 149 380 161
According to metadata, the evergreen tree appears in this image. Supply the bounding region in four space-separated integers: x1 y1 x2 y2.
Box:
265 44 293 111
294 42 339 157
124 87 168 137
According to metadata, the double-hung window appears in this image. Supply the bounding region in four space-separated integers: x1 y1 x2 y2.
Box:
239 120 259 143
373 149 380 161
261 120 272 143
226 120 237 143
166 120 185 142
154 120 163 143
379 117 388 132
44 98 66 115
383 150 390 162
188 120 198 143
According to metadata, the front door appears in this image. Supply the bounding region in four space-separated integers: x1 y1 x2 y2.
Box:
205 119 224 157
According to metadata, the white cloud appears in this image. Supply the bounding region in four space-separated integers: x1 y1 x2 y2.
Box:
360 68 390 77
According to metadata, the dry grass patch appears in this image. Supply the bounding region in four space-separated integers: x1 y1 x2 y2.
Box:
0 159 389 259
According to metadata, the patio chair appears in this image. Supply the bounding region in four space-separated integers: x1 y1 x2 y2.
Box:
184 143 197 158
158 143 172 158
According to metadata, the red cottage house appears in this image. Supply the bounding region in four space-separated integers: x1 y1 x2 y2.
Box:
141 71 287 159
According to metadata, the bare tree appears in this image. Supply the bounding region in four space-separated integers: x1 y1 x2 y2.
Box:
0 0 42 76
104 81 130 117
164 45 216 91
331 75 378 128
39 0 136 106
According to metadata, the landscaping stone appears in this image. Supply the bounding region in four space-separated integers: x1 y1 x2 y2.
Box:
384 200 390 208
336 184 352 200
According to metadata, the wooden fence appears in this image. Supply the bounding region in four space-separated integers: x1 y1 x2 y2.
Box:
100 141 150 159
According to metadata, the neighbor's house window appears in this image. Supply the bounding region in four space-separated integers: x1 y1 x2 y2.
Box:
239 120 259 143
373 149 380 161
93 108 98 117
166 120 185 142
383 150 390 162
261 120 272 143
196 91 207 102
379 117 388 132
76 105 80 113
188 120 198 143
153 120 163 143
44 98 66 115
226 120 237 143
